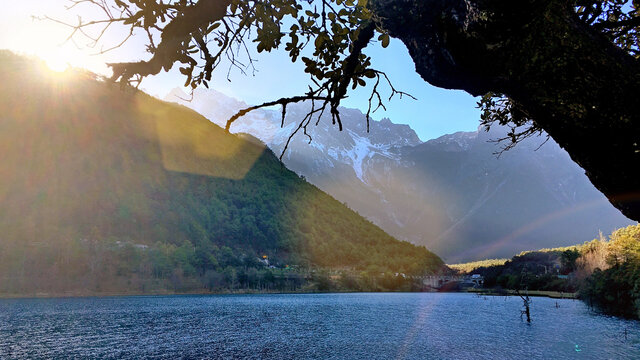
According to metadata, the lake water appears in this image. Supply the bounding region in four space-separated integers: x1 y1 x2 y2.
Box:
0 293 638 359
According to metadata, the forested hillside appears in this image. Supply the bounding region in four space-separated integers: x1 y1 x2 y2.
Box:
0 52 443 295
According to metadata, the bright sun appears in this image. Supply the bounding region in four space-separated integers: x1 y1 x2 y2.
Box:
39 46 107 75
2 2 117 78
44 51 72 73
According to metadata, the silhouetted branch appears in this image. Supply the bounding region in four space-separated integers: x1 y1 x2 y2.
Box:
225 94 331 132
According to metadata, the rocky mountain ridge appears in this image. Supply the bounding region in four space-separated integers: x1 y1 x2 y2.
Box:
164 88 634 262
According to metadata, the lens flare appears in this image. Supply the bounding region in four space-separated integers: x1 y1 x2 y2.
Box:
44 52 70 73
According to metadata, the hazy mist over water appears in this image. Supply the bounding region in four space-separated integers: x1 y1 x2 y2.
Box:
1 293 638 359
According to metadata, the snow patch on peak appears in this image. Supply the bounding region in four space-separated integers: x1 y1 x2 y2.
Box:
340 130 399 183
345 133 372 182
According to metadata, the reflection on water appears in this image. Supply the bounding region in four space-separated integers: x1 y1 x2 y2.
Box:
0 293 638 359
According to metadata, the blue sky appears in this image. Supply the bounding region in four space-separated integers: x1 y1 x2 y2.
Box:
1 0 481 141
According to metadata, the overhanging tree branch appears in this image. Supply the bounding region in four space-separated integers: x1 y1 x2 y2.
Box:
54 0 640 222
109 0 232 82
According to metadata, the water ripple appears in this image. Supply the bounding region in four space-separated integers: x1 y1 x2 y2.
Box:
0 293 638 359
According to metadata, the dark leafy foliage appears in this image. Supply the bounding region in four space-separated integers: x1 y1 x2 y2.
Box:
580 263 640 318
473 250 577 293
579 224 640 318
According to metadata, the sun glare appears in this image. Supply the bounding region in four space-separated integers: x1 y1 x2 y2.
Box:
37 47 108 76
44 53 71 73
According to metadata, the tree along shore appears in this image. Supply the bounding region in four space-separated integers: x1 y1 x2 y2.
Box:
453 224 640 319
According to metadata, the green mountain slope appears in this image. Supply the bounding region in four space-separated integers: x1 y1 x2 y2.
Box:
0 52 442 294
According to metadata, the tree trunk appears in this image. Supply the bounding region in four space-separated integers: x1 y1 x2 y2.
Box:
371 0 640 221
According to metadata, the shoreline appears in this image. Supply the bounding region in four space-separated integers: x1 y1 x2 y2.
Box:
0 288 323 300
0 288 579 300
465 288 578 299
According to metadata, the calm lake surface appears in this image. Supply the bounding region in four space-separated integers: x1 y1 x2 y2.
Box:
1 292 638 359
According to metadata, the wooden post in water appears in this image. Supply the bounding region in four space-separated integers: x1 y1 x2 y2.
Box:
516 289 531 323
517 270 532 323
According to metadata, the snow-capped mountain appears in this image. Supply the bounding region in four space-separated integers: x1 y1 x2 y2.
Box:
164 87 420 187
164 88 634 262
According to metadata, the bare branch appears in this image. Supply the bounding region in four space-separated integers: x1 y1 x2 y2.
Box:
225 94 331 131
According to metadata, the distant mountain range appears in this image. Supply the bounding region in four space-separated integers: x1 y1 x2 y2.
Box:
165 88 635 262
